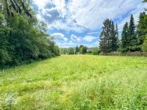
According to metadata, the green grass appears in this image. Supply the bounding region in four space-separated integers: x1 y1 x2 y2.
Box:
0 55 147 110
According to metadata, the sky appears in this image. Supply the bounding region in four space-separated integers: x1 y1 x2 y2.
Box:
32 0 147 48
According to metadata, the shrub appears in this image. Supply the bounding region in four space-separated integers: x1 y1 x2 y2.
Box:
92 47 99 55
142 35 147 52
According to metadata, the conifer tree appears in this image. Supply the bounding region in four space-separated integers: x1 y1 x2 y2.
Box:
121 22 129 51
75 46 79 53
141 0 147 52
100 19 112 52
137 12 147 50
99 19 118 52
128 14 137 51
111 23 119 51
143 0 147 2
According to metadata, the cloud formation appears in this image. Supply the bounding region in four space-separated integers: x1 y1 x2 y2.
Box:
42 8 60 23
83 35 97 42
33 0 147 32
32 0 147 47
71 34 81 42
51 33 68 42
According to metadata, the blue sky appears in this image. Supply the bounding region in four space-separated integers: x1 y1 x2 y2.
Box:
32 0 147 48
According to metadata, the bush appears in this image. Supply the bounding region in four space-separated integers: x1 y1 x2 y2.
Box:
68 47 75 54
80 46 87 54
99 52 147 57
92 47 99 55
0 49 11 65
142 35 147 52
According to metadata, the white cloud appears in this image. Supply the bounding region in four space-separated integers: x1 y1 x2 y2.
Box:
118 3 147 31
32 0 51 9
49 19 86 33
68 0 147 30
69 41 73 43
71 34 81 42
33 0 147 32
51 33 68 42
32 0 147 48
83 35 97 42
41 8 60 24
56 41 76 48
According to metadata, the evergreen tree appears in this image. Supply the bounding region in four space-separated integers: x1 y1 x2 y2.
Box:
121 22 129 51
99 19 112 53
111 23 119 51
128 15 137 51
99 19 118 53
142 0 147 52
75 46 79 53
137 12 147 51
143 0 147 2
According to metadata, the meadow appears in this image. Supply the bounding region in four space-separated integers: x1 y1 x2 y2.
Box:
0 55 147 110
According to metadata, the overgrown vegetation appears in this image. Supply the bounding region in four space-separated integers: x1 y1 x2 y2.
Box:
0 0 60 66
0 55 147 109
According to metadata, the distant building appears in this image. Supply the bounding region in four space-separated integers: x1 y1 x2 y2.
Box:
87 48 93 52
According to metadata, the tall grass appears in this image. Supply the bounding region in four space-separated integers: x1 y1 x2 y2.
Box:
0 55 147 109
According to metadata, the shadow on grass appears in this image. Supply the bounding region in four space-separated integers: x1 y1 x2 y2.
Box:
0 56 60 70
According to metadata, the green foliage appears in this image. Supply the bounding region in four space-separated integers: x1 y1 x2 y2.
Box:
92 47 99 55
0 55 147 109
1 91 18 110
137 12 147 51
142 35 147 52
2 0 33 18
121 22 129 51
0 0 60 66
80 46 87 54
112 23 119 51
99 19 118 53
60 47 77 55
68 47 75 54
0 49 11 65
120 15 138 52
127 15 137 51
60 48 68 54
75 46 79 54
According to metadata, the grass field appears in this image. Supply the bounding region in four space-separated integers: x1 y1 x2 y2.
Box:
0 55 147 110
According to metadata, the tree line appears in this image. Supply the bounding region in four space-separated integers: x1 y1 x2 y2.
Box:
99 1 147 53
60 45 88 54
0 0 60 66
60 45 99 55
